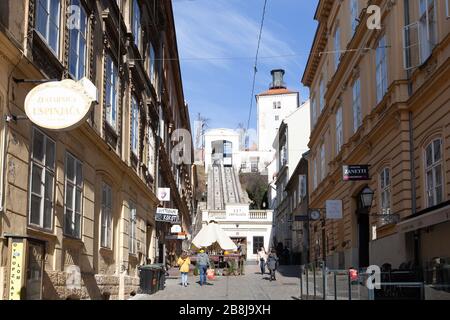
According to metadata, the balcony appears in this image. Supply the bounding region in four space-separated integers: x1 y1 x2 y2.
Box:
205 210 273 222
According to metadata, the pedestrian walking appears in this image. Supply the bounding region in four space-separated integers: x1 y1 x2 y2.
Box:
177 251 191 287
257 247 267 275
197 249 211 286
266 250 279 281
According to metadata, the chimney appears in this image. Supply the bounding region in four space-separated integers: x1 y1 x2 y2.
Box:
270 69 286 89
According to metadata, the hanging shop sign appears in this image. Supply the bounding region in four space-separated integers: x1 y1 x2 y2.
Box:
326 200 343 220
170 225 182 234
156 208 179 223
8 239 25 300
157 188 171 202
24 78 98 131
343 165 370 181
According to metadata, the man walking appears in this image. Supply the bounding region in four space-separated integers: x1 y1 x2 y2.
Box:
266 250 279 282
197 249 211 286
257 247 267 275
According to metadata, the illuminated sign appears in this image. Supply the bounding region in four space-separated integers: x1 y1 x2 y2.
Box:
8 240 25 300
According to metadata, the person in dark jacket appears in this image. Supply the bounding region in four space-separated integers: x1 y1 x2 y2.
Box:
266 250 279 281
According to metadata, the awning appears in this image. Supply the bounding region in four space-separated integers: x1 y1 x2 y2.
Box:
397 204 450 233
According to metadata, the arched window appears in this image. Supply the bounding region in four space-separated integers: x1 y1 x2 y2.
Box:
424 138 443 207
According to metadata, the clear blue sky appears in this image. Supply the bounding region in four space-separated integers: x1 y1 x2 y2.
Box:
173 0 319 131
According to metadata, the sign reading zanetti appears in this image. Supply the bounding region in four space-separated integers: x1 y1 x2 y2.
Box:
24 78 98 131
343 165 370 181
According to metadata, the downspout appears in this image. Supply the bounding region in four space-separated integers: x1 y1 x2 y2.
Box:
404 0 420 268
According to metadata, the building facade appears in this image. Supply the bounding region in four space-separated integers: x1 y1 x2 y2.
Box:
0 0 194 300
302 0 449 274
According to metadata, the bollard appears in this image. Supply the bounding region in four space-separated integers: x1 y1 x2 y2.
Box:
348 272 352 301
305 267 309 299
323 268 326 300
334 272 337 300
313 265 316 299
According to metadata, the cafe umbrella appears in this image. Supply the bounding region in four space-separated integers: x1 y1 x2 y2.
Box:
191 221 237 251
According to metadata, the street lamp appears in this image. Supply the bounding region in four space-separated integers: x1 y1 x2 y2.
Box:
360 187 374 209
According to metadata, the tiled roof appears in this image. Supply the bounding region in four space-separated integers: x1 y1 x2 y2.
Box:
257 88 297 96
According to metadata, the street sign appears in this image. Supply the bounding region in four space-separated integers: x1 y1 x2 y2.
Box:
156 208 179 223
343 165 370 181
326 200 343 220
157 188 171 202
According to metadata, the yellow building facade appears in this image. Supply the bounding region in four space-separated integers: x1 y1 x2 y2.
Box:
302 0 449 271
0 0 194 300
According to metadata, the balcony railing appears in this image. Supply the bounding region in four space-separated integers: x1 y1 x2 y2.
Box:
249 211 268 220
207 210 272 221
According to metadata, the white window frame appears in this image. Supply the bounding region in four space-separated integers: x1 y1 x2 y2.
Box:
129 202 137 255
418 0 437 63
425 138 444 208
36 0 61 55
319 77 325 113
68 0 88 80
376 36 388 104
132 0 142 51
64 152 83 238
320 143 326 181
336 106 343 154
334 25 341 70
29 127 56 231
379 168 392 224
105 54 118 130
352 78 362 133
131 96 139 156
148 42 156 85
101 183 113 249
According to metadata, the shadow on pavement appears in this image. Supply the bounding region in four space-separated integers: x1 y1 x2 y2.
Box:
277 265 301 278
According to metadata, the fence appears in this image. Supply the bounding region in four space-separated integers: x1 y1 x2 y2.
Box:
299 262 428 300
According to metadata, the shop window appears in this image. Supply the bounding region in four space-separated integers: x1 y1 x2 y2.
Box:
425 138 443 207
29 127 55 231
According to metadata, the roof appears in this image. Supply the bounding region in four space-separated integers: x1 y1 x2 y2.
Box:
257 88 297 97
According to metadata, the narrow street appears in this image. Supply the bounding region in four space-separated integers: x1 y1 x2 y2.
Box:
131 264 302 301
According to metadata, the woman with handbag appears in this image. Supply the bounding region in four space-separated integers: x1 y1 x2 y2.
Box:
257 247 267 275
177 251 191 287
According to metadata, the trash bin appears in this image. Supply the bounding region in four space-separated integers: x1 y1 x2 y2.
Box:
151 263 165 291
138 265 156 295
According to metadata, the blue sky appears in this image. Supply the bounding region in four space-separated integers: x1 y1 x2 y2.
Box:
172 0 319 131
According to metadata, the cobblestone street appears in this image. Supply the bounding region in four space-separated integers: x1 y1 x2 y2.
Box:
131 264 302 300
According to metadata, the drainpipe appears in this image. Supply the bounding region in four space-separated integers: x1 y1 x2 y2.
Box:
404 0 420 268
0 116 7 213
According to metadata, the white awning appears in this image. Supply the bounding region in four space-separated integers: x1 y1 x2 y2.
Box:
397 204 450 233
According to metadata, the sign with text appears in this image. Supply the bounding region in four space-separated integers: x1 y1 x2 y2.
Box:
326 200 343 220
226 205 249 221
8 239 25 300
156 208 179 223
343 165 370 181
24 78 98 131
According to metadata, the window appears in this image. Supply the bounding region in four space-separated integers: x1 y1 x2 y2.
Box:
132 0 142 51
380 168 391 223
105 54 118 130
131 96 139 156
352 78 362 133
319 77 325 113
313 157 318 190
320 143 326 181
29 128 55 231
447 0 450 18
64 153 83 238
273 101 281 109
68 0 87 80
334 25 341 70
101 183 113 248
253 236 264 254
418 0 437 63
241 162 247 171
336 106 343 154
298 175 307 203
425 139 443 207
147 127 155 176
275 115 279 121
129 203 137 255
311 98 317 126
376 36 388 103
36 0 61 54
350 0 359 34
148 43 156 85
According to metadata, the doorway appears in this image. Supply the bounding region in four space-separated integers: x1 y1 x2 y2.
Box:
356 190 370 268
